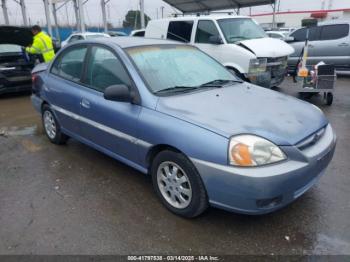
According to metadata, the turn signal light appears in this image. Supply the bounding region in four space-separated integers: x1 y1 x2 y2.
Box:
231 143 253 166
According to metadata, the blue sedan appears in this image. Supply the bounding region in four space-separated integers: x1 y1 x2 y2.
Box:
31 37 336 217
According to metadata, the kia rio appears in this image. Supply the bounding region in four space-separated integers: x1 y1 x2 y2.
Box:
31 37 336 217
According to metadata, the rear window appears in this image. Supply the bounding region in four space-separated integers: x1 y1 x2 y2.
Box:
51 46 87 82
85 34 107 39
320 24 349 40
167 21 193 43
0 44 21 53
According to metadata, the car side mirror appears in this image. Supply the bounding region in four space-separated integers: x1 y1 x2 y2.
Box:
209 35 223 45
285 36 295 43
104 84 133 103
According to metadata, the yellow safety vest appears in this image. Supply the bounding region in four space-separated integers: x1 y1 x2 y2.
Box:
26 31 55 63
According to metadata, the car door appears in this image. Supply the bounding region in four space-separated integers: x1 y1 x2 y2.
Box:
79 45 142 163
194 20 227 64
288 27 319 68
47 45 88 134
309 24 350 69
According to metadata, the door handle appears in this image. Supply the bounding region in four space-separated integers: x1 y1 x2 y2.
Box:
338 43 349 47
81 98 90 109
308 44 314 48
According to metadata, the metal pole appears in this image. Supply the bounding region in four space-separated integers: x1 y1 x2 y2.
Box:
43 0 53 36
272 2 276 30
140 0 145 29
1 0 9 25
20 0 28 26
52 3 60 41
161 6 164 18
72 0 80 31
101 0 107 33
77 0 85 32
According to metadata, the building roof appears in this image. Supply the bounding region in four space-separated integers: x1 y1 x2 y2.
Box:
251 8 350 17
162 0 275 13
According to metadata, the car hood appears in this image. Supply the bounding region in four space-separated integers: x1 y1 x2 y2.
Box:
238 37 294 58
156 84 328 146
0 26 33 47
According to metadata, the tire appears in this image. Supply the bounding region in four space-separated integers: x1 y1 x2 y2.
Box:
42 104 68 144
326 92 333 106
151 150 208 218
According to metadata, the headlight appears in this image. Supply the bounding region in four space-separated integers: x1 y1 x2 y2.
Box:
248 58 267 75
228 135 286 167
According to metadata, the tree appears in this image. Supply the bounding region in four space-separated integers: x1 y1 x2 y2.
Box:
123 10 151 29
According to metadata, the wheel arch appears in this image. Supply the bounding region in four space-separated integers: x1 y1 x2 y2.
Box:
146 144 185 172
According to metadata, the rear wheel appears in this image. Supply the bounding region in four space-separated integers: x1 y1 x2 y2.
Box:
42 105 68 144
151 150 208 218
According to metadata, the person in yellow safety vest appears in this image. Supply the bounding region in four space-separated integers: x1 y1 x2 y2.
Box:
26 25 55 63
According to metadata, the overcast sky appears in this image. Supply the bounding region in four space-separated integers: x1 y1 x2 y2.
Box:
1 0 349 27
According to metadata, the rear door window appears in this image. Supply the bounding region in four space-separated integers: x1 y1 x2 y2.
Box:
291 27 320 41
51 46 87 82
195 20 220 43
167 21 194 43
320 24 349 40
84 46 131 92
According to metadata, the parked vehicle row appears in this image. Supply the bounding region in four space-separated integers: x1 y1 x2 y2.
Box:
0 26 35 95
145 15 294 88
31 37 336 217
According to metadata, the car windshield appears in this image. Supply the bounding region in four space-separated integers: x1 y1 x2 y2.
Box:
218 18 266 43
127 45 238 94
0 44 22 54
86 34 106 39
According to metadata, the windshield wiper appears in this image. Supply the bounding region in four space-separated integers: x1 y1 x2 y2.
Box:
200 79 242 88
155 86 199 94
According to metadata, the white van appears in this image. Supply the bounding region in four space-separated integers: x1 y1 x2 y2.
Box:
145 15 294 88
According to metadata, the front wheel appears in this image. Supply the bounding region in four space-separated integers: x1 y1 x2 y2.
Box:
151 150 208 218
42 105 68 144
326 92 333 106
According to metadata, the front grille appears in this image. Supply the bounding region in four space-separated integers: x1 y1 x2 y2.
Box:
266 56 288 66
265 56 288 86
296 127 326 150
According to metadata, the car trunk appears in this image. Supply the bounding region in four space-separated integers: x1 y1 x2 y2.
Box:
0 53 34 88
0 26 35 91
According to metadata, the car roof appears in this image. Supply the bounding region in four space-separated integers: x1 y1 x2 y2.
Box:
318 19 350 26
150 14 250 23
73 32 109 36
92 36 186 48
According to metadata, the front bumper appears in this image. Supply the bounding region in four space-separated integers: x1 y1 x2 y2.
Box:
248 57 288 88
192 124 336 215
0 83 31 95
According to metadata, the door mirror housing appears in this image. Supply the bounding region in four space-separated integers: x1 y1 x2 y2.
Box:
285 36 295 43
208 35 224 45
104 84 133 103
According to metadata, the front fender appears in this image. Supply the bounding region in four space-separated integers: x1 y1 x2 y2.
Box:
136 107 229 169
223 62 246 75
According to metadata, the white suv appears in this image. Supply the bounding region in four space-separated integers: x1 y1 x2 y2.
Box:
145 15 294 88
